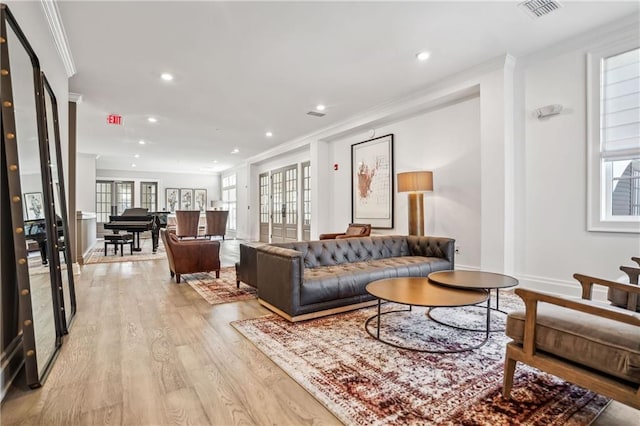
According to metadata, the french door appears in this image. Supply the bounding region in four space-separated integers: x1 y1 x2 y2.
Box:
95 180 134 236
270 165 298 243
259 173 270 242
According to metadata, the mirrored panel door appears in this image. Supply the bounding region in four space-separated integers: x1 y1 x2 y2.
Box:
43 74 76 332
1 4 62 387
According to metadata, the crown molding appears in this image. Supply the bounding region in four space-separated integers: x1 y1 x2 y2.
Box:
41 0 76 77
68 92 82 103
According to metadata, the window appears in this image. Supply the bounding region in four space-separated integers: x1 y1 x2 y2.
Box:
588 41 640 233
222 174 236 231
140 182 157 212
95 180 134 222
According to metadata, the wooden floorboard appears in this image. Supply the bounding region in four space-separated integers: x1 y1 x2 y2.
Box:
1 239 637 425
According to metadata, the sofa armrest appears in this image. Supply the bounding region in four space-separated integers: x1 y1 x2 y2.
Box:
319 232 345 240
256 245 305 316
406 236 455 267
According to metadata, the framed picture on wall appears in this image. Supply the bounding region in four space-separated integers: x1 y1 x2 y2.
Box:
165 188 179 212
180 188 194 210
194 189 207 212
351 134 394 229
24 192 44 220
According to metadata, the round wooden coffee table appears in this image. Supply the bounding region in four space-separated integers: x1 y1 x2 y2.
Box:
365 277 489 353
427 270 518 332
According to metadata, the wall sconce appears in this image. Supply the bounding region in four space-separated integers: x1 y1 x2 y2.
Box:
535 104 563 120
397 171 433 236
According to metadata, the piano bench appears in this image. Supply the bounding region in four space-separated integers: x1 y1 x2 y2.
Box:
104 233 134 256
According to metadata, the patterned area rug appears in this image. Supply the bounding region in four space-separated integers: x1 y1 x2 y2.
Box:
84 237 166 264
232 292 609 425
183 267 257 305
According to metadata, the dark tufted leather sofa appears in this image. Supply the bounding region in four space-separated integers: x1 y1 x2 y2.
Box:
256 235 455 321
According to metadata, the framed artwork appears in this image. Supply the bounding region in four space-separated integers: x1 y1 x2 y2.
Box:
194 189 207 212
24 192 44 220
180 188 194 210
165 188 179 211
351 134 394 229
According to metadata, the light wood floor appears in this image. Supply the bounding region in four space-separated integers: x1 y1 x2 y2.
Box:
1 240 637 425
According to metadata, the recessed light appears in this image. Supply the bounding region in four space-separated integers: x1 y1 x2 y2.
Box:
213 160 218 163
416 51 430 62
134 154 140 158
147 117 157 123
138 140 146 145
231 148 239 154
160 73 174 81
316 104 326 111
265 131 273 137
131 163 136 168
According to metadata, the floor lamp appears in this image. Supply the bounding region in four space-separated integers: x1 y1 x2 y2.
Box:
397 171 433 236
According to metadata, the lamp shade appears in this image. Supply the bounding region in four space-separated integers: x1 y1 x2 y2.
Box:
397 171 433 192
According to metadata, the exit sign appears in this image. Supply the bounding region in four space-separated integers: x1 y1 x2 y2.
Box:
107 114 122 125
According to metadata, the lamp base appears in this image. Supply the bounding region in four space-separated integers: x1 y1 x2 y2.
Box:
408 193 424 236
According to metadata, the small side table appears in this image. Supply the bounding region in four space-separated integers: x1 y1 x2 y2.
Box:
104 233 134 256
427 270 518 332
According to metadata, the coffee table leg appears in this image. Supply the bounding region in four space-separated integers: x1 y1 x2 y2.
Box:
485 296 491 341
376 299 381 339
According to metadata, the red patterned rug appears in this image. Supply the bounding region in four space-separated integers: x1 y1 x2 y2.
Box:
231 293 609 425
183 267 257 305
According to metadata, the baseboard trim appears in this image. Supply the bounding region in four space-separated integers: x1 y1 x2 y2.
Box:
456 264 480 271
258 299 378 322
515 273 608 301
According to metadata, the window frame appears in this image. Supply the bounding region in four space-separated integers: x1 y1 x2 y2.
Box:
587 37 640 233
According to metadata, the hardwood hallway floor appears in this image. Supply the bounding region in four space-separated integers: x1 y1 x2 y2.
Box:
1 240 636 425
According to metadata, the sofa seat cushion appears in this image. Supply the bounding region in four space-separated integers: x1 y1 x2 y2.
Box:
300 256 440 306
506 301 640 384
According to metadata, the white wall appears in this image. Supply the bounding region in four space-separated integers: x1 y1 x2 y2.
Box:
6 1 69 201
95 168 220 212
515 23 640 289
76 153 96 212
328 97 482 268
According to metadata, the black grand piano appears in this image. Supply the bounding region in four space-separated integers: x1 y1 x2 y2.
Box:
103 208 168 253
24 216 64 265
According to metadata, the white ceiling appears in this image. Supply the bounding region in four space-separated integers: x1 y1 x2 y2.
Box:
59 1 639 174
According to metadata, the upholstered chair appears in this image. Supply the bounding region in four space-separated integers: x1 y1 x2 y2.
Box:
160 229 220 283
319 223 372 240
610 265 640 311
205 210 229 240
175 210 200 238
503 274 640 409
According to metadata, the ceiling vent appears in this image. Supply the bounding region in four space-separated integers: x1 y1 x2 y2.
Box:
518 0 562 19
307 111 326 117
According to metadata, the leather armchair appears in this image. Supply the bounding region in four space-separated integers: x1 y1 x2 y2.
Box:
319 223 371 240
161 229 220 283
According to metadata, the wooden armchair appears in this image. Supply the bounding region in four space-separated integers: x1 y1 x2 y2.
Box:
503 274 640 409
319 223 371 240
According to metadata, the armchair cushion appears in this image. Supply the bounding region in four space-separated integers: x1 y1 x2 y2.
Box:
320 223 371 240
506 301 640 384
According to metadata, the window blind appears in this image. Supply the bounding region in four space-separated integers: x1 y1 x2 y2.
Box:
601 47 640 160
